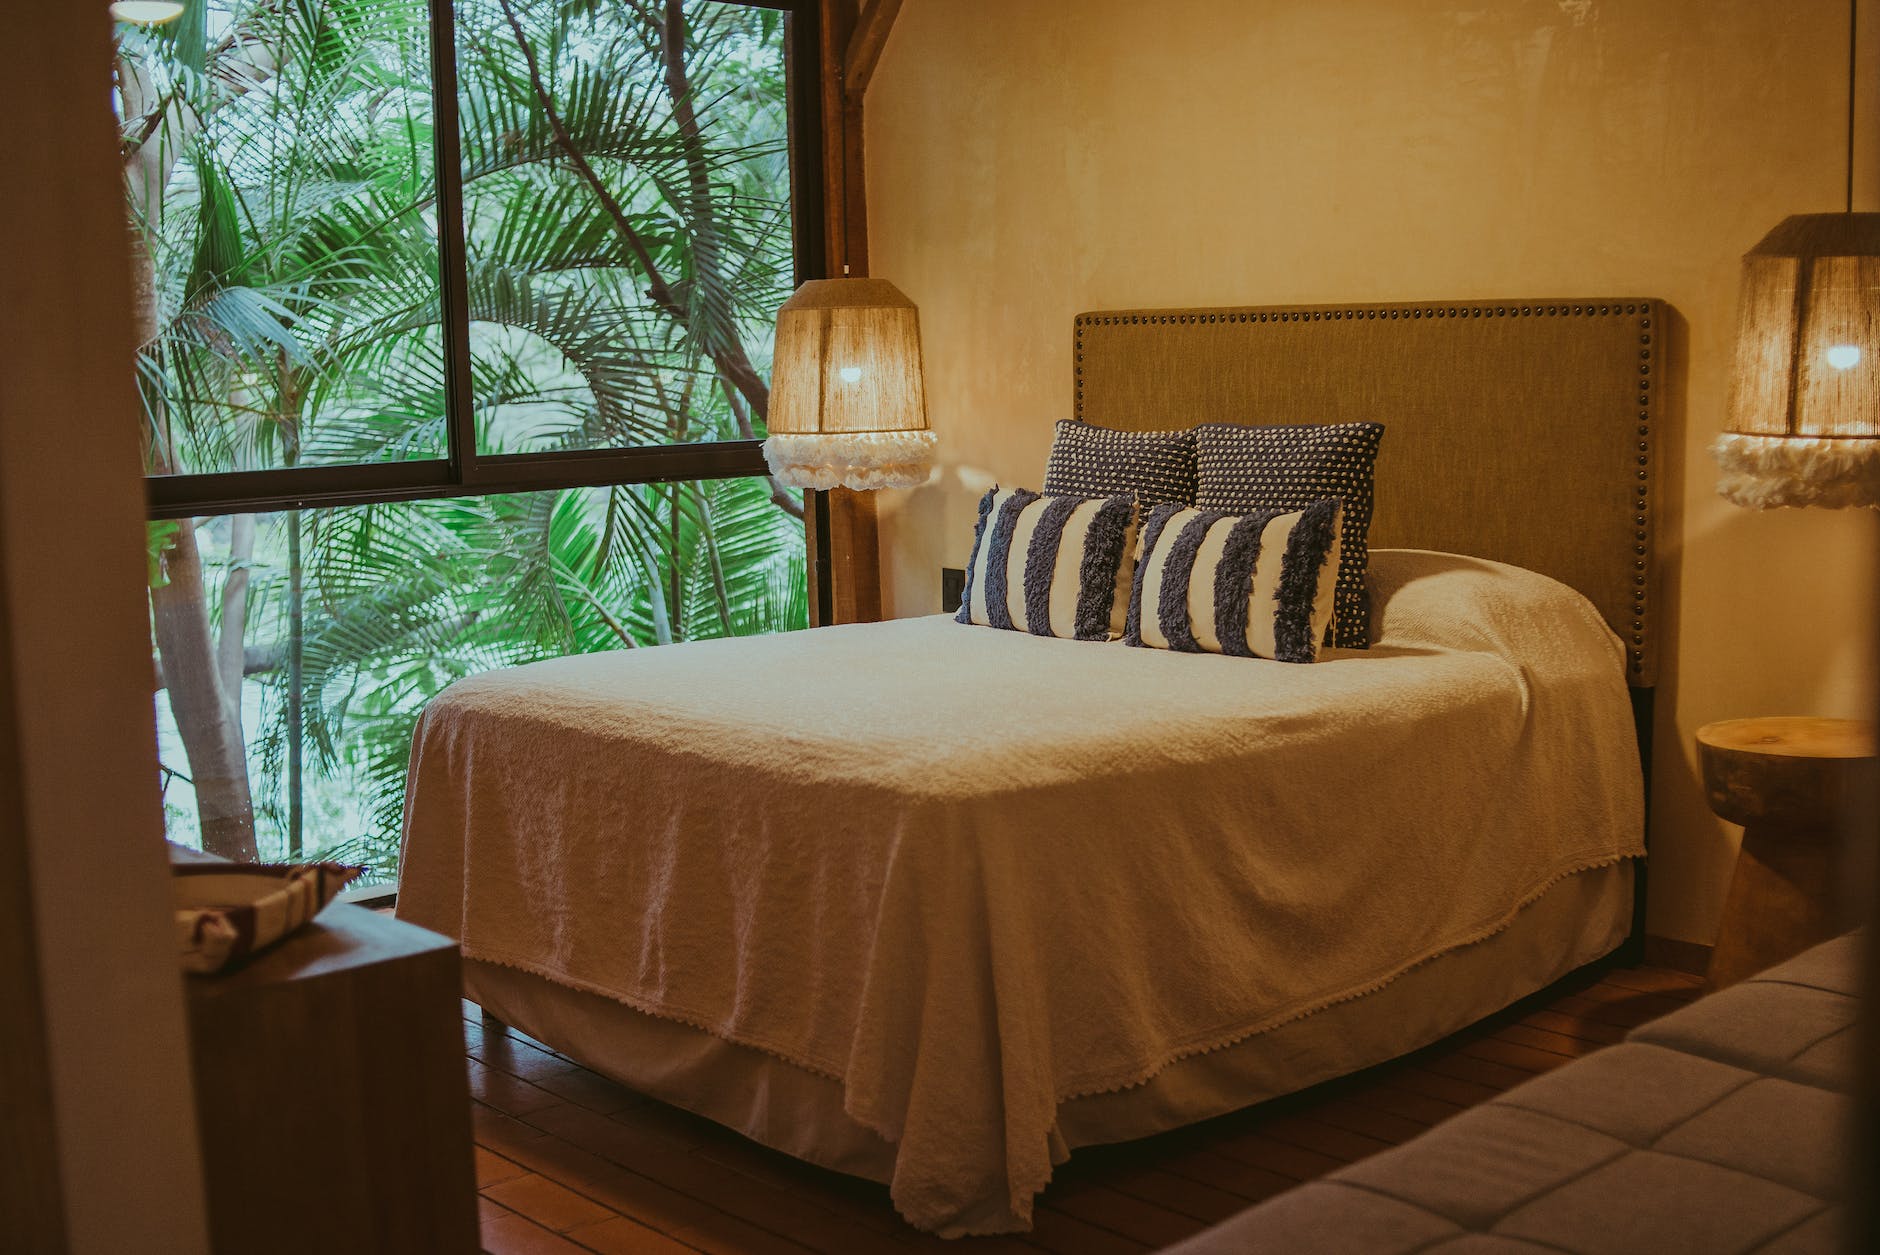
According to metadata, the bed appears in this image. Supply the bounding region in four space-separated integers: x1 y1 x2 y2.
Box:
397 297 1665 1237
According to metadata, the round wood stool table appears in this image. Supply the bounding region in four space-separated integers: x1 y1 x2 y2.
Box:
1697 716 1876 988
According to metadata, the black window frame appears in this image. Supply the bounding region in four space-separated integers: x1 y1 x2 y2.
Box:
143 0 826 523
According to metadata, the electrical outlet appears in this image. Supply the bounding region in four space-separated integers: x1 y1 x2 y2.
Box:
941 567 965 613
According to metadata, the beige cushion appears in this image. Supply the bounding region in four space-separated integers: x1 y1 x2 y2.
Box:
1162 934 1858 1255
1493 1042 1754 1144
1332 1105 1626 1230
1493 1149 1823 1253
1167 1181 1461 1253
1628 980 1857 1084
1652 1078 1848 1199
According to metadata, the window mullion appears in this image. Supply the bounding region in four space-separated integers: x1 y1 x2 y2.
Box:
429 0 479 490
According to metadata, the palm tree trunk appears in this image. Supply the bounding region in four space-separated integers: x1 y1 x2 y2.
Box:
216 512 255 725
286 511 304 860
151 521 258 861
128 124 260 858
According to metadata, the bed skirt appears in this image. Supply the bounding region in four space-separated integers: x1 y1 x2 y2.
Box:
462 861 1632 1189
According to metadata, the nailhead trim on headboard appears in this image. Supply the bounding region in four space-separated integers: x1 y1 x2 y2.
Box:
1072 300 1661 686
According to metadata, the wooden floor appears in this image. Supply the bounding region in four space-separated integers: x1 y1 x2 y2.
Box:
467 963 1706 1254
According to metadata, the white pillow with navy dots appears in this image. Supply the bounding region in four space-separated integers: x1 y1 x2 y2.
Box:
1042 420 1196 507
1193 422 1384 649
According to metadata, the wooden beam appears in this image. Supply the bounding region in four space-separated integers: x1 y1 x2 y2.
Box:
1 3 213 1248
0 476 65 1255
818 0 867 278
808 0 885 625
844 0 907 101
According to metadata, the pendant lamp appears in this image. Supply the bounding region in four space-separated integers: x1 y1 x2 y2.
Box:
1715 4 1880 509
763 278 936 491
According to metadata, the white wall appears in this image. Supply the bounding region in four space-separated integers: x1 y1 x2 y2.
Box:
865 0 1880 944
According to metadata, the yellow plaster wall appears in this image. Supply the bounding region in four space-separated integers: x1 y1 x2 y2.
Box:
865 0 1880 944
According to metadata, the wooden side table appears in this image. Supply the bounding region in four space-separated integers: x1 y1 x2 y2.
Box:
186 902 480 1254
1697 716 1876 988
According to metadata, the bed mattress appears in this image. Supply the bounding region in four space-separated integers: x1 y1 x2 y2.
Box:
397 549 1645 1234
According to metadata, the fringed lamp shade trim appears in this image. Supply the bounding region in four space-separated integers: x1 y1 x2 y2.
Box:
764 277 934 492
763 430 937 491
1719 212 1880 509
1713 431 1880 509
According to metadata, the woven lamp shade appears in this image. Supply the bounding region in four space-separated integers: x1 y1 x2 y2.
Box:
1716 212 1880 508
763 278 935 491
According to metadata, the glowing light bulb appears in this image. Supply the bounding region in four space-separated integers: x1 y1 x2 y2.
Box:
1825 344 1863 371
111 1 187 24
838 366 864 384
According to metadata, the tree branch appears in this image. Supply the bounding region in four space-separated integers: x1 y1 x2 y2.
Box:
655 0 774 418
495 0 773 425
154 643 283 694
719 373 803 520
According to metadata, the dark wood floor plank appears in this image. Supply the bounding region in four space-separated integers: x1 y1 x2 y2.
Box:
1157 1148 1297 1203
1519 1008 1626 1046
475 1033 576 1084
1551 987 1691 1029
464 970 1688 1252
563 1215 703 1254
483 1172 616 1234
1308 1099 1427 1145
1417 1051 1530 1092
1496 1021 1600 1058
531 1063 649 1117
1208 1131 1344 1182
479 1147 533 1189
482 1210 593 1255
474 1100 557 1157
508 1146 808 1255
1254 1114 1397 1162
526 1103 900 1255
1023 1205 1151 1255
1594 968 1704 997
1039 1181 1196 1248
1099 1169 1251 1225
471 1060 574 1118
1455 1035 1576 1076
1337 1080 1465 1129
1392 1065 1506 1107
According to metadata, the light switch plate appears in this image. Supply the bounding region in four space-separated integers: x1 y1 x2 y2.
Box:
941 567 965 614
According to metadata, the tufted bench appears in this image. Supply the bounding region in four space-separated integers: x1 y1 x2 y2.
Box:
1162 934 1859 1254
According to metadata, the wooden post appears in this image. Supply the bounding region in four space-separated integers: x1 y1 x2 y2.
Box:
808 0 905 625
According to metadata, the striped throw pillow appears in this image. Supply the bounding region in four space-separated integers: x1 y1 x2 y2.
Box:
1124 500 1343 663
956 488 1139 640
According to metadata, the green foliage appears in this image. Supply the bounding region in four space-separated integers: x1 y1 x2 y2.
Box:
123 0 805 874
146 519 183 588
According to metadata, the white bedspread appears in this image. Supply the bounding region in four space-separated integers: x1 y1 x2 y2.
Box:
396 550 1644 1234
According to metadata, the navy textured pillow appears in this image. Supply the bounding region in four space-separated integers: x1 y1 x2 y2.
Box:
1043 420 1196 507
1193 422 1384 649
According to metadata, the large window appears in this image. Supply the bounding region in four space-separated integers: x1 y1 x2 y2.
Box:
118 0 819 879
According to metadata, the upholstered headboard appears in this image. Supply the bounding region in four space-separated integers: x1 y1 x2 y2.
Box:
1073 299 1665 686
